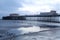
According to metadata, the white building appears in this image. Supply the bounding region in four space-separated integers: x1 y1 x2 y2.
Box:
26 10 59 22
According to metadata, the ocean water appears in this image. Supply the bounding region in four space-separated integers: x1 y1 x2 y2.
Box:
0 20 60 40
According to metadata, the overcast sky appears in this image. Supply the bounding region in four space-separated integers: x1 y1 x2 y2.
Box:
0 0 60 17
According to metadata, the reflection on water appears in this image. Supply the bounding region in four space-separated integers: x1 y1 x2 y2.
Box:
7 26 50 35
2 28 60 40
12 28 60 40
0 20 60 40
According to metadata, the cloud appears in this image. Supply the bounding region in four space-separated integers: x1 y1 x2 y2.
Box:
18 0 60 14
0 0 23 18
0 0 22 13
0 0 60 17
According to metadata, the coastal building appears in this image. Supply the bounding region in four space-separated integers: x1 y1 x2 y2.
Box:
40 10 57 15
2 10 59 22
40 10 59 22
10 14 19 16
26 10 59 22
2 14 26 20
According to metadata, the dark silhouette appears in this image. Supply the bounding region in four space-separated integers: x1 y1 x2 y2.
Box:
2 14 26 20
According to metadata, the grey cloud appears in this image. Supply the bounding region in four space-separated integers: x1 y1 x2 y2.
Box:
0 0 22 12
0 0 23 18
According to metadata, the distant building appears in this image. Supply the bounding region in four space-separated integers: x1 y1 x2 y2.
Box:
2 10 59 22
40 10 58 22
10 14 19 16
40 10 57 15
25 10 59 22
2 14 26 20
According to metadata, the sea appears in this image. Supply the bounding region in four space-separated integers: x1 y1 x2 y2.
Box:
0 20 60 40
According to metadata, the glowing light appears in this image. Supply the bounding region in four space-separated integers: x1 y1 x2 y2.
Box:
18 26 40 33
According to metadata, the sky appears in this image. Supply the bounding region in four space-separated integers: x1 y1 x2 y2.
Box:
0 0 60 18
